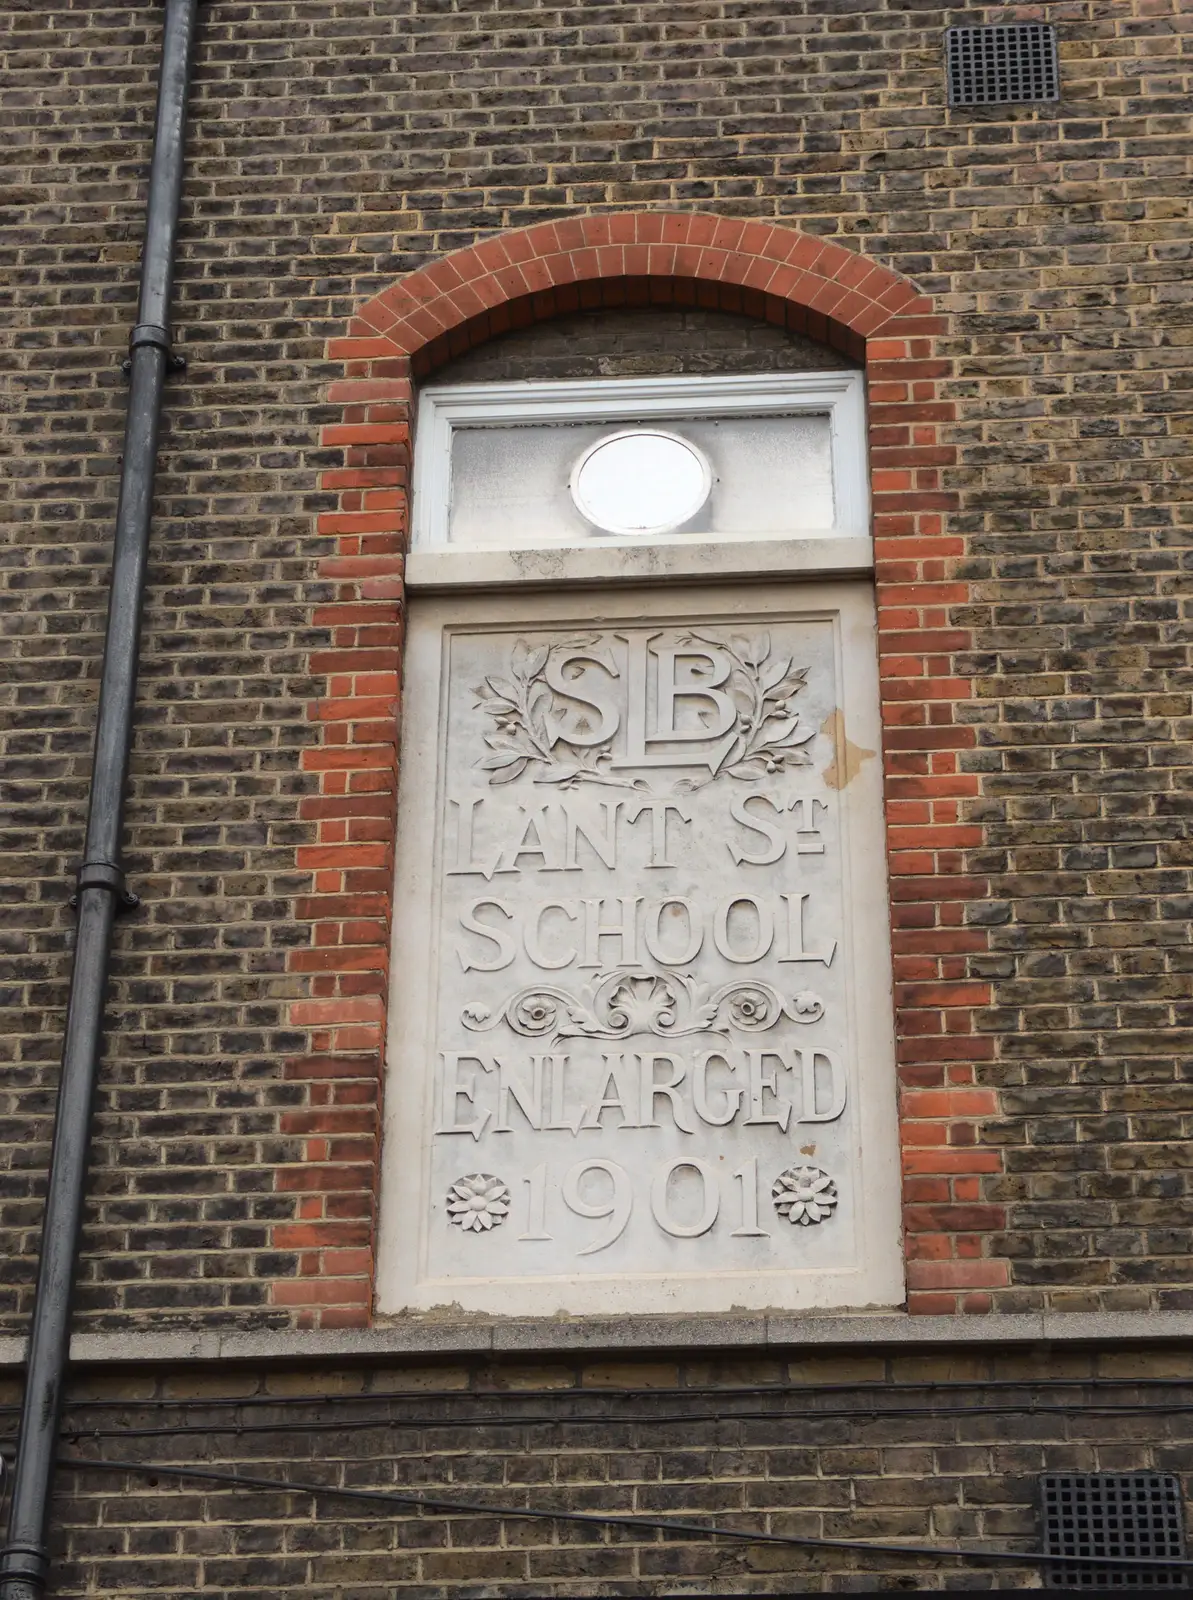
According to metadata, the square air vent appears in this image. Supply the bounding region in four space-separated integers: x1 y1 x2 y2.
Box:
1041 1473 1189 1589
945 23 1059 107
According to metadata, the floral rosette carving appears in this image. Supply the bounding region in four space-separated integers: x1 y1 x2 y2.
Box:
462 970 824 1042
772 1166 838 1226
509 992 563 1035
722 984 779 1030
446 1173 511 1233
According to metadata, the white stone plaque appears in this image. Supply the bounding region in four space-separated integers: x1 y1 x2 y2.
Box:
378 582 903 1316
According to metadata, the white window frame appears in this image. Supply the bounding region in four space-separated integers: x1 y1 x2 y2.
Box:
408 371 871 589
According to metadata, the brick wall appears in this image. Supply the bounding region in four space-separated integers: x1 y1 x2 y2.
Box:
0 1343 1186 1595
3 0 1192 1334
432 305 855 382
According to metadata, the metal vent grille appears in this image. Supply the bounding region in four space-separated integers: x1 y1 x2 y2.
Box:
1041 1474 1188 1589
945 23 1059 107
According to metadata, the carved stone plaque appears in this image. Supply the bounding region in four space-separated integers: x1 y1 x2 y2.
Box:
378 583 903 1316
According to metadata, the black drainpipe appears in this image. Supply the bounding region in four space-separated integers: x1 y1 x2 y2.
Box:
0 2 200 1594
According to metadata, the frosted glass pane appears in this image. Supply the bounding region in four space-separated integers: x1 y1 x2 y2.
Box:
446 414 835 548
450 423 592 546
688 416 833 533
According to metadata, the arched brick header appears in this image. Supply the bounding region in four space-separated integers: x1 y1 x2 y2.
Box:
351 213 930 368
283 213 1005 1328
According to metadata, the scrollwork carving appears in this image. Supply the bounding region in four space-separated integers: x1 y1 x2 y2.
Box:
461 970 824 1042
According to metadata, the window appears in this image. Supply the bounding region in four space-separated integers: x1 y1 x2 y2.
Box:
408 371 870 583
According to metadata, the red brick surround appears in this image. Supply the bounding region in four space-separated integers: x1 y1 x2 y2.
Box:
294 211 1003 1325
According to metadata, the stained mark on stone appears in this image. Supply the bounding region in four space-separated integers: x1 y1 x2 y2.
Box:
820 709 874 791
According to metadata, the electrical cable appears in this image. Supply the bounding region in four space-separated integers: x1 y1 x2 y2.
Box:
7 1449 1190 1579
23 1375 1193 1440
31 1395 1193 1444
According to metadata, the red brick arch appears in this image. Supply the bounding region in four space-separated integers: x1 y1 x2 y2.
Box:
280 212 1005 1329
351 211 927 365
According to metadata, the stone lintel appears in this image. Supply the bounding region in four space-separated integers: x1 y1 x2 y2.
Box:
1 1312 1191 1370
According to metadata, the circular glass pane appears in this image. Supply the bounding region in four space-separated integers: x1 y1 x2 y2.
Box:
570 429 711 536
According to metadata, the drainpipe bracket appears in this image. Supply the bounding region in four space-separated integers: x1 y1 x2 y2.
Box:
129 321 170 353
70 861 140 913
0 1540 49 1589
122 324 185 376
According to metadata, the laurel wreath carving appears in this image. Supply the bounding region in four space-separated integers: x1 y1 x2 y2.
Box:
473 631 815 793
461 970 824 1042
473 635 644 791
675 631 815 791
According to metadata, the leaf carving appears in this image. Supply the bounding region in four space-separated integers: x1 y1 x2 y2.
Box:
488 758 528 784
760 655 791 690
532 765 583 785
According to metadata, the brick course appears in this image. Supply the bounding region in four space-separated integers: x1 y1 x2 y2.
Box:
0 1344 1186 1595
2 0 1192 1334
